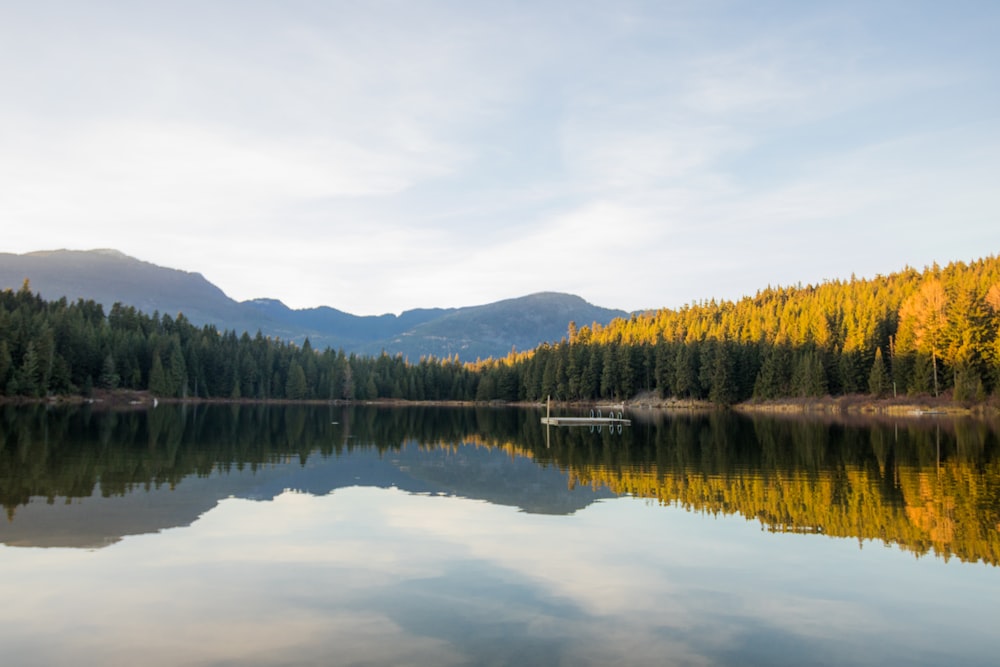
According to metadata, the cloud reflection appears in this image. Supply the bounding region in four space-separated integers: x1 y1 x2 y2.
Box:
0 486 997 666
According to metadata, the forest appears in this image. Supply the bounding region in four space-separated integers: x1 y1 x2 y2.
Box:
1 255 999 405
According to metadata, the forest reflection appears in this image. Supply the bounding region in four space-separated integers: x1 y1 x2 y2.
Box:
2 403 998 565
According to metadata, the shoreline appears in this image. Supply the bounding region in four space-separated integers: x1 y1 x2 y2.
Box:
4 389 998 420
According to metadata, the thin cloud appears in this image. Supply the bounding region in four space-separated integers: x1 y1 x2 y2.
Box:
1 2 998 314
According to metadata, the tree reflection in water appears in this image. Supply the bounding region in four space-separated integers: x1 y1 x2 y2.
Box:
1 403 998 565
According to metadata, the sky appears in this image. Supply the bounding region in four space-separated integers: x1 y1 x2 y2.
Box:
2 1 999 316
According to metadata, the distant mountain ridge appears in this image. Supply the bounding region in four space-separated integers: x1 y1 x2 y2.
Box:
240 297 452 351
0 249 627 360
0 249 249 326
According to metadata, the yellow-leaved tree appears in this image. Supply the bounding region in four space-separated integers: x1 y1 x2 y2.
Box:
897 279 948 396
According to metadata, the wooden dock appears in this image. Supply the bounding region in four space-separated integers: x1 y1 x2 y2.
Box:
540 397 631 427
540 416 632 426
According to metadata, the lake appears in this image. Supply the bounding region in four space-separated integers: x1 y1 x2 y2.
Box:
1 403 998 666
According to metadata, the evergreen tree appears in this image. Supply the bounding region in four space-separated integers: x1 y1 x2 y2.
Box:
868 347 891 397
0 341 11 390
944 285 989 385
600 345 618 398
708 343 738 406
673 344 699 398
167 340 187 398
907 353 934 395
754 345 790 399
654 341 674 398
148 353 170 396
17 341 41 396
497 365 519 401
581 347 600 398
100 353 120 390
341 361 354 400
541 353 557 400
897 279 947 395
285 361 308 400
475 371 496 401
616 344 638 397
792 349 828 397
838 351 866 394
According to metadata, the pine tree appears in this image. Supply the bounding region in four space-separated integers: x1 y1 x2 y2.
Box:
100 353 120 390
952 363 985 403
341 362 354 400
654 341 674 398
17 341 42 396
581 347 600 398
754 345 790 399
148 353 170 396
0 340 11 391
792 349 827 397
673 344 698 398
600 345 618 398
868 347 891 397
285 361 308 400
708 343 738 406
166 341 187 398
541 354 557 400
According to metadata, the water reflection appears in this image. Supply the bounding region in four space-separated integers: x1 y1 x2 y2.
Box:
1 404 999 565
2 404 999 666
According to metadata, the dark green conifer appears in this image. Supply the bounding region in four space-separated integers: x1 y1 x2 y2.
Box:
868 347 891 397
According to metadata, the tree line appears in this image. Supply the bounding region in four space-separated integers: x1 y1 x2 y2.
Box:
473 255 1000 404
2 254 1000 404
0 281 476 401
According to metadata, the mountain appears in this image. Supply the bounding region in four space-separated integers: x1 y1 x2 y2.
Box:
362 292 625 361
0 249 260 332
239 298 452 351
0 249 627 360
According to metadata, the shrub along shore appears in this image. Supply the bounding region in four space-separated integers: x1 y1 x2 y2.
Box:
6 387 997 423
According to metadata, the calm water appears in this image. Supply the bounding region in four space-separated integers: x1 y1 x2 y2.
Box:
1 404 999 666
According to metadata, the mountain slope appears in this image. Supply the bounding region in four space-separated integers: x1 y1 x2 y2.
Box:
0 249 627 360
365 292 626 360
240 298 452 349
0 249 259 331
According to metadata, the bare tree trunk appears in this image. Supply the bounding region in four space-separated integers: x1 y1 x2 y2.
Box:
932 350 939 397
